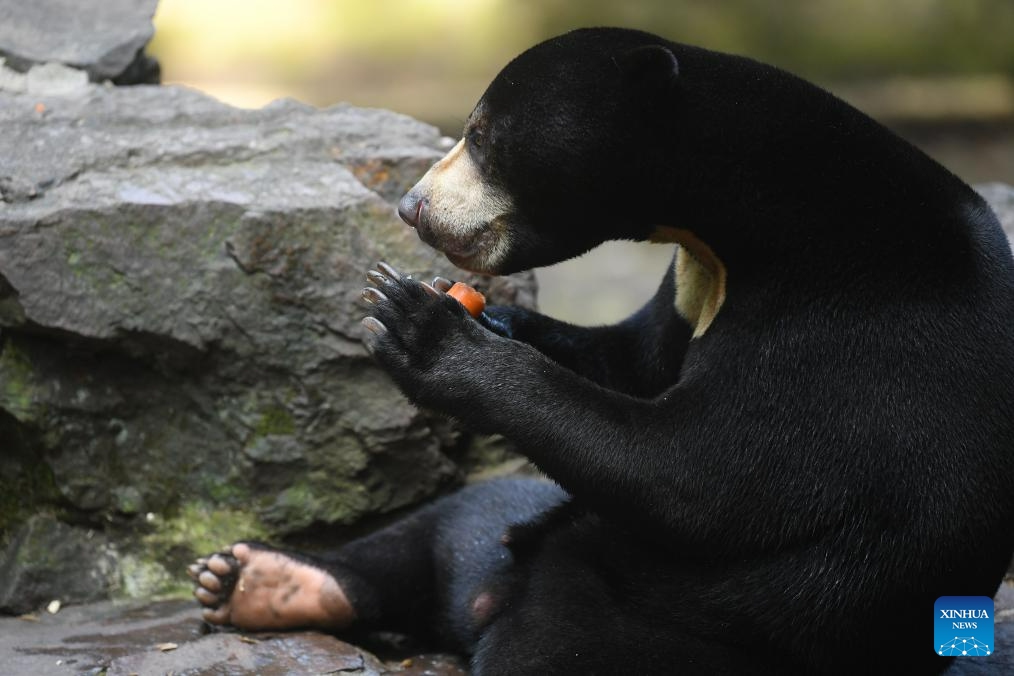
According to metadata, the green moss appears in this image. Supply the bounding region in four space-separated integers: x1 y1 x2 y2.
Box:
0 341 40 422
306 436 369 476
0 459 58 534
253 405 296 437
61 223 141 297
117 554 182 598
103 503 272 600
144 502 269 560
200 473 252 505
260 475 372 533
119 502 269 598
111 486 144 515
0 295 26 325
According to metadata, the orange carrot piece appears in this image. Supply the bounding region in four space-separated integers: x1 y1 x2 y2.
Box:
447 282 486 318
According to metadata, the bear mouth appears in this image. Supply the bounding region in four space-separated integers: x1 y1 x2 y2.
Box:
397 193 508 274
424 225 499 273
413 214 504 274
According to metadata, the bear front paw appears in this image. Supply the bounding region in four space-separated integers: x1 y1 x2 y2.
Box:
361 261 490 403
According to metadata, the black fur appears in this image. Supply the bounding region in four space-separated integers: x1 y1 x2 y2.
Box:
319 478 568 652
354 28 1014 674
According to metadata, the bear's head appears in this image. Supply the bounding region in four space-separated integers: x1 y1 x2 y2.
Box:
398 28 680 274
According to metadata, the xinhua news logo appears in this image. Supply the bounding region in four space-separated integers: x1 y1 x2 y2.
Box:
935 596 994 657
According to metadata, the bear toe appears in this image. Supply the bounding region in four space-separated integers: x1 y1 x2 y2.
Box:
189 542 356 632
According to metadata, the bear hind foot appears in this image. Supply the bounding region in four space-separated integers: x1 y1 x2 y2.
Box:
188 542 356 632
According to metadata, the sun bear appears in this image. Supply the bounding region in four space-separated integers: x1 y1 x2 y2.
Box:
191 28 1014 675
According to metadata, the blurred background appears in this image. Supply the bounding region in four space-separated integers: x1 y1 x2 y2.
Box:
149 0 1014 324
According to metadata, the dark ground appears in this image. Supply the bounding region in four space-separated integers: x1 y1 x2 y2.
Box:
1 581 1011 675
0 598 466 676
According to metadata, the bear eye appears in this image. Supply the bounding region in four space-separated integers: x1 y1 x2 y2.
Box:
467 128 484 149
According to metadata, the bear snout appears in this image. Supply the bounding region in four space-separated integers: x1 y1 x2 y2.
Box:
397 191 424 228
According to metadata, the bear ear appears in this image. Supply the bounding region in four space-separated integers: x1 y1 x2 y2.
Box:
618 44 679 86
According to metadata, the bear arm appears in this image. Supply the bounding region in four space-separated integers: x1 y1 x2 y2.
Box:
447 337 749 539
364 265 753 540
481 254 691 397
480 304 690 398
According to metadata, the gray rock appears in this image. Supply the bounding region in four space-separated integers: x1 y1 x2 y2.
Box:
0 0 159 83
0 513 118 614
977 182 1014 253
106 632 393 676
0 80 535 608
0 598 467 675
0 59 91 96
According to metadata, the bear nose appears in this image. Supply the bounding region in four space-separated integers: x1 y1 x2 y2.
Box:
397 192 423 228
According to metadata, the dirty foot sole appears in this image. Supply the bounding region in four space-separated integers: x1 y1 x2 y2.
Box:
188 542 355 631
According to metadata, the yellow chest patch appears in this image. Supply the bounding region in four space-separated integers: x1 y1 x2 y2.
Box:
651 227 727 338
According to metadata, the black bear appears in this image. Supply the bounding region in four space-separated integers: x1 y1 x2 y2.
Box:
191 28 1014 675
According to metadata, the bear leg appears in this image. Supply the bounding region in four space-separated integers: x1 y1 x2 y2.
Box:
188 477 567 650
189 542 355 631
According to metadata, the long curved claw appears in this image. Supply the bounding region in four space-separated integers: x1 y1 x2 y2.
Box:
376 261 402 281
362 317 387 335
362 287 388 305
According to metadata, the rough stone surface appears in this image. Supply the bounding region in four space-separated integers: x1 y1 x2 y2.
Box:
0 588 1009 675
0 514 119 612
0 0 159 83
0 79 536 613
0 599 467 675
0 60 91 96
